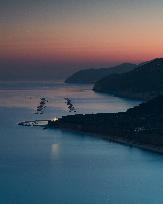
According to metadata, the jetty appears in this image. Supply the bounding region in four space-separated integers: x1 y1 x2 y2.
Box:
18 119 51 127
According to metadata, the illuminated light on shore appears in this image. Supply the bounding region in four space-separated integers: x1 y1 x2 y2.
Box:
53 117 58 122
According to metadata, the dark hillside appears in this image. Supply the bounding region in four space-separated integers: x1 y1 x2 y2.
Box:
93 58 163 100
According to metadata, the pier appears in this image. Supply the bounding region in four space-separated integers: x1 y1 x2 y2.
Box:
18 119 51 127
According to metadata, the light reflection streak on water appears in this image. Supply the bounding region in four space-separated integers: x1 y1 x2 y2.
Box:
51 144 60 158
0 82 141 116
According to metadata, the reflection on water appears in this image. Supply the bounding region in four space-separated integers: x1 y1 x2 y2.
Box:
51 144 60 157
1 81 153 204
0 81 141 118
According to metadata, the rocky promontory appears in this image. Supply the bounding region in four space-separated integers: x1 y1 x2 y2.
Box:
48 95 163 153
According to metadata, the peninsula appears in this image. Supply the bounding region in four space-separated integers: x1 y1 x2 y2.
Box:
65 63 137 84
47 95 163 153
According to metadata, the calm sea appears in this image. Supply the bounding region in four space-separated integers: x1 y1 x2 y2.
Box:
0 82 163 204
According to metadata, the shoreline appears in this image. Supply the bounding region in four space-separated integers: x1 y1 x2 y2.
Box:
93 89 156 101
47 94 163 155
49 124 163 155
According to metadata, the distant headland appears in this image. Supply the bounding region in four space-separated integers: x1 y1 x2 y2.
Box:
65 58 163 101
65 63 137 84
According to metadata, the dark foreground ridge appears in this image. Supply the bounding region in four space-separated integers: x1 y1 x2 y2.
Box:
93 58 163 100
48 95 163 153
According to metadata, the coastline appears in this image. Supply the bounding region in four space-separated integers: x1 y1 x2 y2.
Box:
47 93 163 155
93 89 157 101
48 121 163 155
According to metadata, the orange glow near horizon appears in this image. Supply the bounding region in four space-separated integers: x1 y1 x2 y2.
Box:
1 0 163 65
1 32 163 65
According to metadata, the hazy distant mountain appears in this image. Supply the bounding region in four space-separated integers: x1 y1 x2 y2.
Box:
0 59 92 81
93 58 163 100
0 60 66 81
65 63 137 84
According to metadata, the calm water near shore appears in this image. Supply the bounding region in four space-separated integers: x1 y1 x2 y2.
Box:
1 82 163 204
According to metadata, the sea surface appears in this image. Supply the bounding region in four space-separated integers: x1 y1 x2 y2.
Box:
0 81 163 204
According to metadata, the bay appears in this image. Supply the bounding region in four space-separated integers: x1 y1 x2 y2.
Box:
0 82 162 204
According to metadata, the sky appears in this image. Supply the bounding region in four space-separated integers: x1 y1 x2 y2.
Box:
0 0 163 80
